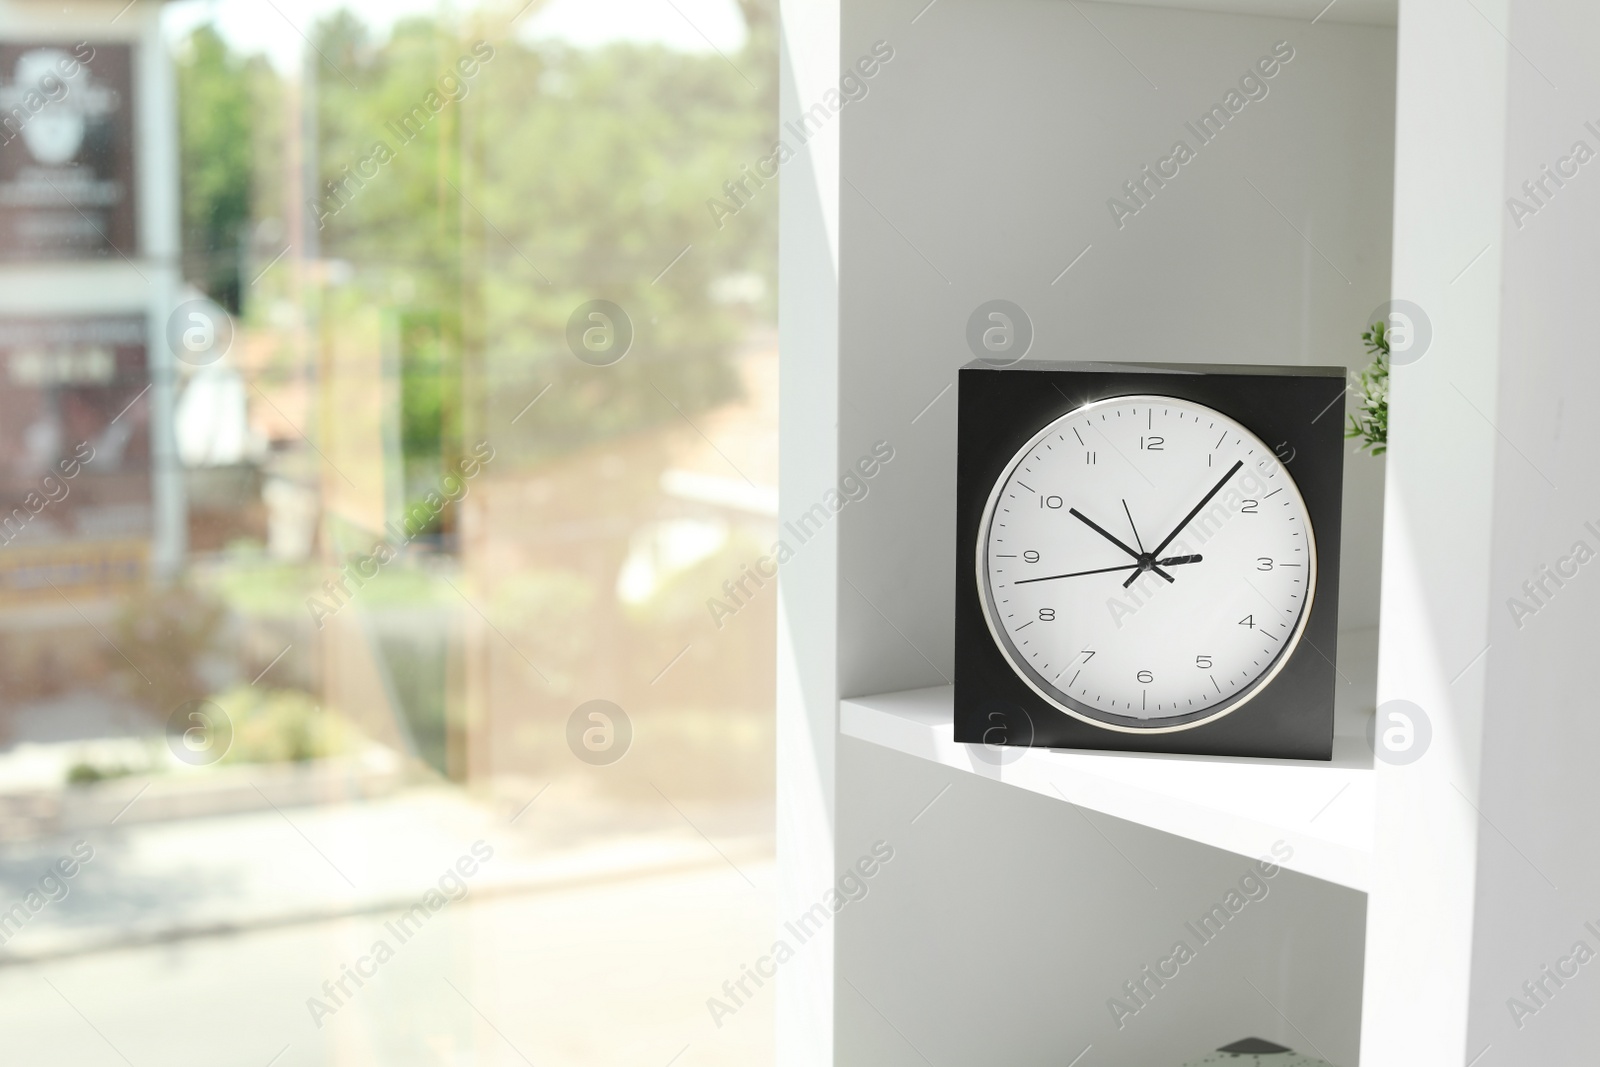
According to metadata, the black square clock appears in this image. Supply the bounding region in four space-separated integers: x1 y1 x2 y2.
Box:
954 361 1346 761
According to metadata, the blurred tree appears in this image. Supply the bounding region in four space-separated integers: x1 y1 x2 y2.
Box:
736 0 778 117
176 6 777 467
300 11 776 468
175 25 257 311
397 308 463 535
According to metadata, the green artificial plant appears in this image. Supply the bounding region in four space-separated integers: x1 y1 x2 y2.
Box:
1346 321 1390 455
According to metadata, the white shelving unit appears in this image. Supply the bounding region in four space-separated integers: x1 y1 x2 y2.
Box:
779 0 1600 1063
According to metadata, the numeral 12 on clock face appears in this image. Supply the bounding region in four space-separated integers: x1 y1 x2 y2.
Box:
977 395 1316 732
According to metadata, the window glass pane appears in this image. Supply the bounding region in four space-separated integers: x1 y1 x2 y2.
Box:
0 3 775 1063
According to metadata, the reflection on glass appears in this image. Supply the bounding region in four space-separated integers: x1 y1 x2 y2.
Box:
0 2 776 1062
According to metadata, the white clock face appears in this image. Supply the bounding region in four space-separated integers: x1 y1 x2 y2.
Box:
977 394 1316 732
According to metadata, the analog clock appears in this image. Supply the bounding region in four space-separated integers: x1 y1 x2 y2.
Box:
977 395 1314 732
954 361 1345 760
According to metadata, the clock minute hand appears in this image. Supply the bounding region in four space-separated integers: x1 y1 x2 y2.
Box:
1068 508 1174 582
1150 459 1245 559
1014 554 1203 586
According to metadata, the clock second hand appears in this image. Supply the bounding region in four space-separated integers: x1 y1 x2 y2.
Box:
1122 498 1147 555
1014 554 1202 586
1070 507 1175 582
1119 497 1162 589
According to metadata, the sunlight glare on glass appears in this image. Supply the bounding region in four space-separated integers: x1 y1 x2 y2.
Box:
162 0 748 72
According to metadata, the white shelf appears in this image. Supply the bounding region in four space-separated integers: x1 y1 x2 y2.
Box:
841 683 1374 891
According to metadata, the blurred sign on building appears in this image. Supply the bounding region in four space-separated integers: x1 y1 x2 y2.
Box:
0 41 137 260
0 315 151 600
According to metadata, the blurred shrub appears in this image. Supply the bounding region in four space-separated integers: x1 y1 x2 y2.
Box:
66 762 134 786
213 686 365 764
113 582 228 716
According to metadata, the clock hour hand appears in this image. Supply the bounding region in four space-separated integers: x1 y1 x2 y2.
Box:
1015 555 1202 586
1070 508 1174 582
1150 459 1245 559
1121 551 1206 587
